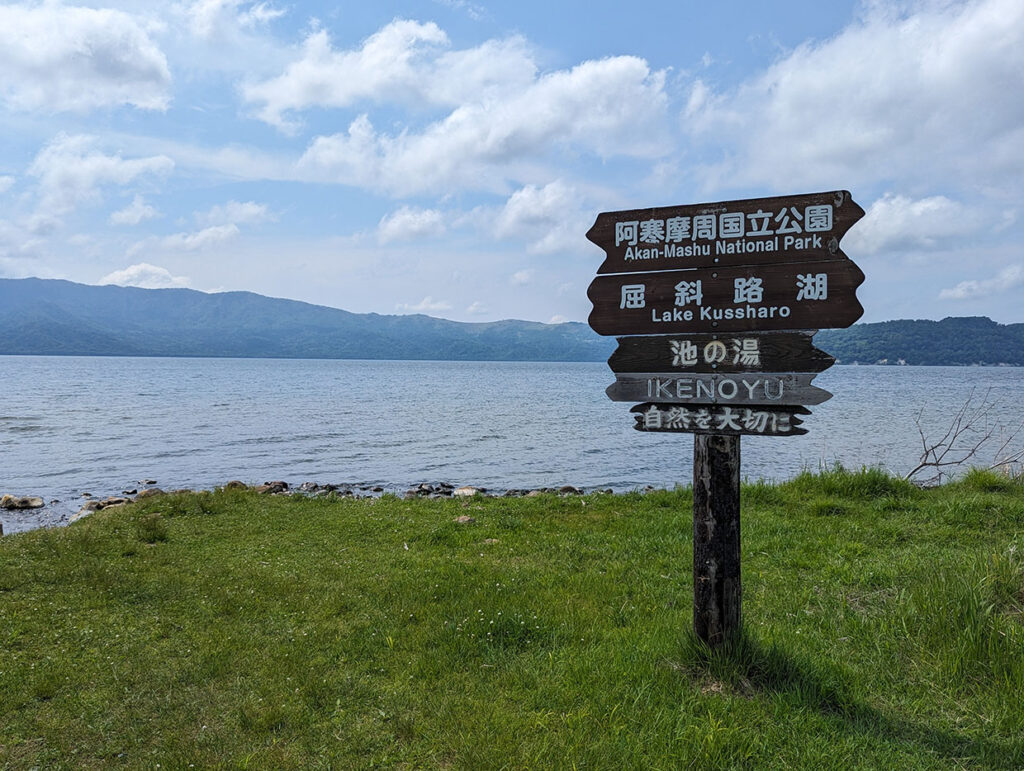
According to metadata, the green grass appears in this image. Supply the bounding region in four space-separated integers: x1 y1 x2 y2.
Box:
1 469 1023 768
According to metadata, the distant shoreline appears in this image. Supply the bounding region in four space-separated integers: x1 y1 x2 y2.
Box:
0 353 1021 367
4 278 1024 366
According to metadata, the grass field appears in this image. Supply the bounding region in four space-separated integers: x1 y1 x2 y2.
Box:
1 467 1022 768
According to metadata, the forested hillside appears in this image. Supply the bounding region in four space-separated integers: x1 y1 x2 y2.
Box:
2 278 1021 365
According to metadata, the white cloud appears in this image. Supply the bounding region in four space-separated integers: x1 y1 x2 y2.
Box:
939 265 1024 300
0 176 14 194
130 224 240 256
186 0 285 39
164 0 291 78
466 300 488 314
426 36 535 106
28 134 173 218
433 0 487 21
26 215 60 236
100 262 190 289
198 200 272 226
378 207 446 244
495 180 590 254
121 137 293 183
0 3 170 112
243 20 535 130
110 195 159 226
296 54 668 195
240 2 284 27
846 193 984 255
686 0 1024 192
511 269 533 285
124 200 267 257
0 218 44 264
548 314 569 324
396 296 452 313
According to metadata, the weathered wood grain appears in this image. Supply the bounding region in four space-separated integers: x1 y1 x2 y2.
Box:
587 190 864 274
693 433 741 647
608 331 834 374
606 372 832 406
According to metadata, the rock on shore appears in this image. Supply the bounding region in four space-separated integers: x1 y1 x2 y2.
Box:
0 494 45 510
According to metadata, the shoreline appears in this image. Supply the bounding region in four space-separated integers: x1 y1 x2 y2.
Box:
0 478 646 537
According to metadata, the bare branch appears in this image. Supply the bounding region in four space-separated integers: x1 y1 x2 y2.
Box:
904 387 1022 484
988 415 1024 470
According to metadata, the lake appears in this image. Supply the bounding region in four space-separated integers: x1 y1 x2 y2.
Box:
2 356 1022 534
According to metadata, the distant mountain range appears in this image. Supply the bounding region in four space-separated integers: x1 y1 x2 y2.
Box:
0 278 1020 365
0 278 613 361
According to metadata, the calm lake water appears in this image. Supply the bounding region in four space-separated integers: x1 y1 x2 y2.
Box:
2 356 1023 534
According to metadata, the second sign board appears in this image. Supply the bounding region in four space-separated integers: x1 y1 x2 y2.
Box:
587 260 864 336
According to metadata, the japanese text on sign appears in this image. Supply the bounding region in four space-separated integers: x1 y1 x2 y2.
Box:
619 273 829 310
638 405 797 434
671 338 761 367
616 205 833 247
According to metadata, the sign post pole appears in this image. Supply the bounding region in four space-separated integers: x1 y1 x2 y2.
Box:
692 433 741 647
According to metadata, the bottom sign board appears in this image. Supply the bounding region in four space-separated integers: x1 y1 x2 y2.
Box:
630 403 809 436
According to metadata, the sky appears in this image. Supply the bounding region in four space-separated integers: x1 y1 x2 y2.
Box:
0 0 1022 324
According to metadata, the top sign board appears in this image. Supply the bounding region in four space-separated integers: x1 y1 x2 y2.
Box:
587 190 863 274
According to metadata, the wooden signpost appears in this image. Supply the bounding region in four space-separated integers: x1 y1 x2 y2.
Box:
586 190 865 648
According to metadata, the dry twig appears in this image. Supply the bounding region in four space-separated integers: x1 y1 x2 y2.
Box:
903 388 1021 484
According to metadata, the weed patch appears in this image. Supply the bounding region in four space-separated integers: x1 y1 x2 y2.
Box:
959 468 1021 494
135 512 168 544
807 497 851 517
783 464 918 500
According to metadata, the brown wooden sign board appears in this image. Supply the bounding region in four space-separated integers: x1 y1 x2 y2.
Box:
588 259 864 336
630 403 810 436
607 372 831 406
587 190 863 274
608 331 834 375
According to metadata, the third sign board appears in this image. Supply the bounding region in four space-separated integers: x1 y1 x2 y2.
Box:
607 332 834 375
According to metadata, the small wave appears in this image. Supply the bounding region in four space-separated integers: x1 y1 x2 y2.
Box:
36 467 88 477
138 449 199 459
3 425 51 433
